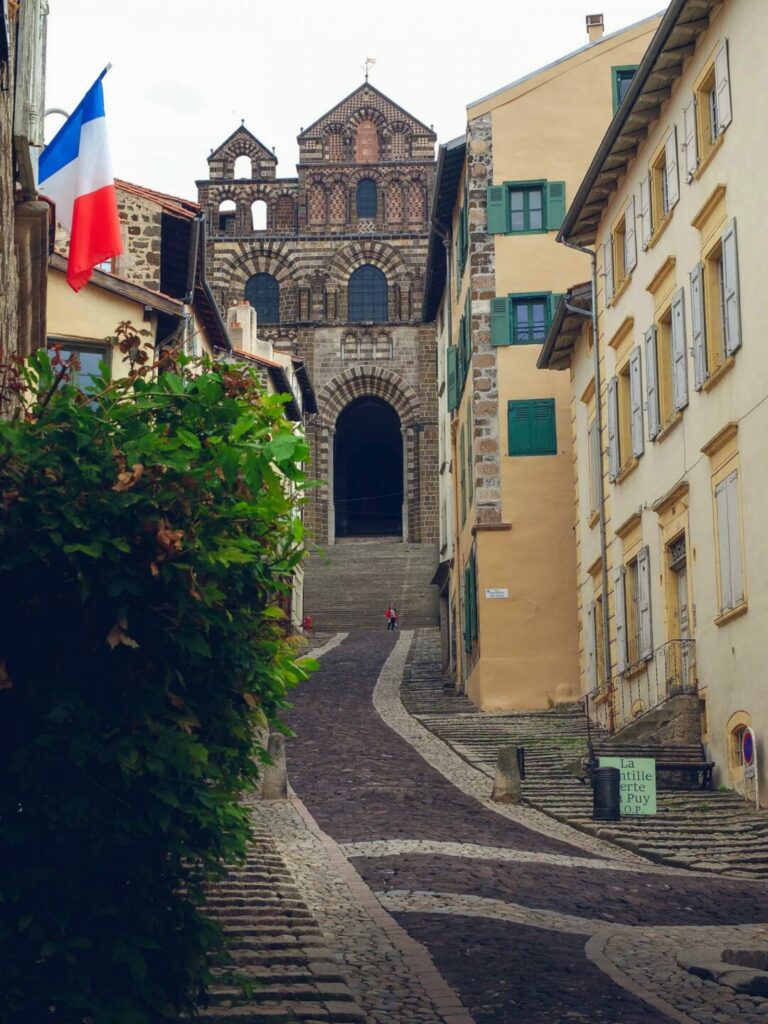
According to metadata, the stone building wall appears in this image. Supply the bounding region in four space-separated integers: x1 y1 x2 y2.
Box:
198 85 439 545
114 190 163 290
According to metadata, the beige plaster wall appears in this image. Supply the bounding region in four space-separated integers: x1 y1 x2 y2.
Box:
47 267 156 380
572 0 768 797
462 18 660 711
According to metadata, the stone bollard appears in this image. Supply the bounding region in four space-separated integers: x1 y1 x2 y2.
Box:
261 732 288 800
491 745 523 804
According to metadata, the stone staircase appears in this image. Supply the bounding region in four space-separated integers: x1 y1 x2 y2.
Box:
198 826 367 1023
403 629 768 880
303 537 438 632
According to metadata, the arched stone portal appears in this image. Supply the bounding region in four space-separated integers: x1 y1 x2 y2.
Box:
309 364 424 545
334 397 403 537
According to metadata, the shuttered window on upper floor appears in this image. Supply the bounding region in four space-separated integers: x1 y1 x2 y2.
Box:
507 399 557 457
490 292 564 347
486 180 566 235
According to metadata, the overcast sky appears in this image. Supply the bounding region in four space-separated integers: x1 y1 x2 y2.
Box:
46 1 665 200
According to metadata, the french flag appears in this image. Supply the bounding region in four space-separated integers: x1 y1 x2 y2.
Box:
38 69 122 292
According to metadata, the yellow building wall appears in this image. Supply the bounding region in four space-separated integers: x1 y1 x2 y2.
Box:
460 18 660 711
570 1 768 797
47 267 156 381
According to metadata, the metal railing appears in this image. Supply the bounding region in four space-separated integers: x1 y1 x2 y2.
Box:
584 639 697 738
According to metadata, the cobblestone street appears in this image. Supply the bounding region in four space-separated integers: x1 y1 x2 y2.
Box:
277 630 768 1024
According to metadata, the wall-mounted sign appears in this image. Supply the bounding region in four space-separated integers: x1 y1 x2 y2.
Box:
484 588 509 599
599 757 656 815
743 727 759 809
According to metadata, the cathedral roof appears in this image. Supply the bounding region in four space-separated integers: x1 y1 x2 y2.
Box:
208 124 277 165
297 81 436 140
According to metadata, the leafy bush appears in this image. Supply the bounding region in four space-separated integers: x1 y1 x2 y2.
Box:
0 336 312 1022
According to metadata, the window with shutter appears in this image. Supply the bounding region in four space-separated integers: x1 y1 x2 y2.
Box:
683 96 699 180
510 293 551 343
585 602 597 688
644 325 661 440
612 66 639 114
690 262 707 389
459 425 466 525
715 469 745 614
490 297 511 346
463 565 472 652
447 346 458 412
624 195 637 274
507 399 556 456
606 376 619 481
629 347 644 459
721 218 741 355
671 288 689 411
545 181 566 231
614 564 628 674
486 185 510 234
714 40 732 133
587 418 600 518
602 240 614 305
466 400 473 505
636 545 653 659
469 548 479 641
664 127 680 211
639 174 652 249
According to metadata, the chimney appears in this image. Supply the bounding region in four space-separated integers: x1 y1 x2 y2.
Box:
227 299 274 359
586 13 604 43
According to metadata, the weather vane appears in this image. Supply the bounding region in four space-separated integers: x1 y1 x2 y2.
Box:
363 57 376 83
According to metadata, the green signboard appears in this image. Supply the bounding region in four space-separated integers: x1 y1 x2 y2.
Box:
599 757 657 815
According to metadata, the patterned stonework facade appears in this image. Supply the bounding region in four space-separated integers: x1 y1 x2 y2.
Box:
198 84 438 544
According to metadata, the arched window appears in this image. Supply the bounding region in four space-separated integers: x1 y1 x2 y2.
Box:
218 199 236 234
356 178 377 218
233 155 252 179
348 265 387 322
251 199 267 231
245 273 280 324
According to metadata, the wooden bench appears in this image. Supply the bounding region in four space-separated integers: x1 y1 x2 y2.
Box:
594 743 714 791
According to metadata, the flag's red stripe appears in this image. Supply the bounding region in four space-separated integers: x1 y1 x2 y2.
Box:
66 184 123 292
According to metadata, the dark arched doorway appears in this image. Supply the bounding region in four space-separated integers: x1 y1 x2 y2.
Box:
334 397 403 537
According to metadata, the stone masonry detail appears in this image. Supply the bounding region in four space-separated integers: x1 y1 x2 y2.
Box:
465 115 501 525
197 84 439 544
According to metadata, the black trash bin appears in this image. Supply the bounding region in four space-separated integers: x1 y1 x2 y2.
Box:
592 766 621 821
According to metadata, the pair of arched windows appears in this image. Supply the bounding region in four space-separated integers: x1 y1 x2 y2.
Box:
244 264 388 325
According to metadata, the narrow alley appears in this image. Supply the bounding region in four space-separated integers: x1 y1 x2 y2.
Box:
222 629 768 1024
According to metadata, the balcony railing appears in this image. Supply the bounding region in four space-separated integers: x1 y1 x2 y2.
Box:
584 638 697 738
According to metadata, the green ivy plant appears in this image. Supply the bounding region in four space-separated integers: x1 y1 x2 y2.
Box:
0 329 313 1022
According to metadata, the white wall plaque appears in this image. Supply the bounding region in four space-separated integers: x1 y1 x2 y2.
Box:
484 588 509 599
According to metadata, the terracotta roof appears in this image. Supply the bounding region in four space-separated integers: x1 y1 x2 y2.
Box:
49 252 184 315
115 179 200 219
231 349 284 370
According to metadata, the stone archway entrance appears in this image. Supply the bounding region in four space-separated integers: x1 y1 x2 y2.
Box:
334 397 403 538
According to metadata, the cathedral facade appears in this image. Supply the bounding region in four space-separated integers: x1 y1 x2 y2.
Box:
197 84 438 545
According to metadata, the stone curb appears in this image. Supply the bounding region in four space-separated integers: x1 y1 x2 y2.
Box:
290 792 476 1024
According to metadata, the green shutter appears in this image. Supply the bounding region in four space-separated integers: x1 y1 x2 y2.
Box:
459 425 466 525
469 549 478 641
486 185 510 234
467 401 473 504
463 565 472 652
545 181 566 231
508 401 531 455
508 399 556 456
464 291 472 374
491 297 511 346
533 399 557 454
447 346 458 411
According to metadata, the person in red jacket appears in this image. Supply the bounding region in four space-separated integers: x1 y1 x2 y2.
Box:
385 604 398 631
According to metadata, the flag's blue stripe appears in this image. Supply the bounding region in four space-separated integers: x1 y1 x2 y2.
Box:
39 79 106 184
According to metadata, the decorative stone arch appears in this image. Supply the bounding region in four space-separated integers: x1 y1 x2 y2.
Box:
725 709 753 796
214 242 299 321
384 120 413 160
328 240 411 322
308 366 423 543
323 122 347 161
348 108 386 163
